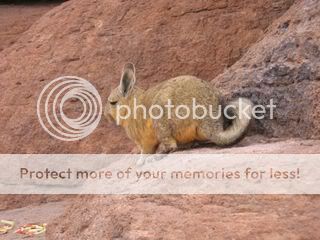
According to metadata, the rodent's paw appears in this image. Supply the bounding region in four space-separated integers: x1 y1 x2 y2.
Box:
136 155 146 166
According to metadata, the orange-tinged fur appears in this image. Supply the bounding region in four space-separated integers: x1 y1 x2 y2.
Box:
174 122 198 144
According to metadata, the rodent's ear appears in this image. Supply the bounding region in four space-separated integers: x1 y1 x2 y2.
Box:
119 62 136 97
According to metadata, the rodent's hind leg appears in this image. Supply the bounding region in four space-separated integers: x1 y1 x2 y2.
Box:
154 119 177 154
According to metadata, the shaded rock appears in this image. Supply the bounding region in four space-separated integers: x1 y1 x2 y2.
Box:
213 0 320 139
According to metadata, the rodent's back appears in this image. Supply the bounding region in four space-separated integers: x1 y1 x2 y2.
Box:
143 75 221 108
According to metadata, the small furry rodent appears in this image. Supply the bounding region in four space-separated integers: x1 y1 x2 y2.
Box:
105 63 253 154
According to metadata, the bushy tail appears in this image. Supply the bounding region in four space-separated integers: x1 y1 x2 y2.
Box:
214 98 253 146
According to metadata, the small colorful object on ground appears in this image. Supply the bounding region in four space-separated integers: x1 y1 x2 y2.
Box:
15 223 47 236
0 220 15 235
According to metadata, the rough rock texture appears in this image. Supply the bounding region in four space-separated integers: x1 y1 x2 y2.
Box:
0 0 294 153
0 194 70 211
0 4 58 52
47 138 320 239
213 0 320 139
48 195 320 240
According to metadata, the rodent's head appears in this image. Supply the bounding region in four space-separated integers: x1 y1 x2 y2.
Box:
104 63 136 125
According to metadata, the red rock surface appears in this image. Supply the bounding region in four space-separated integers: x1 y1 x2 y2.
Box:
47 138 320 239
0 0 294 154
44 0 320 238
0 4 58 52
48 195 320 240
